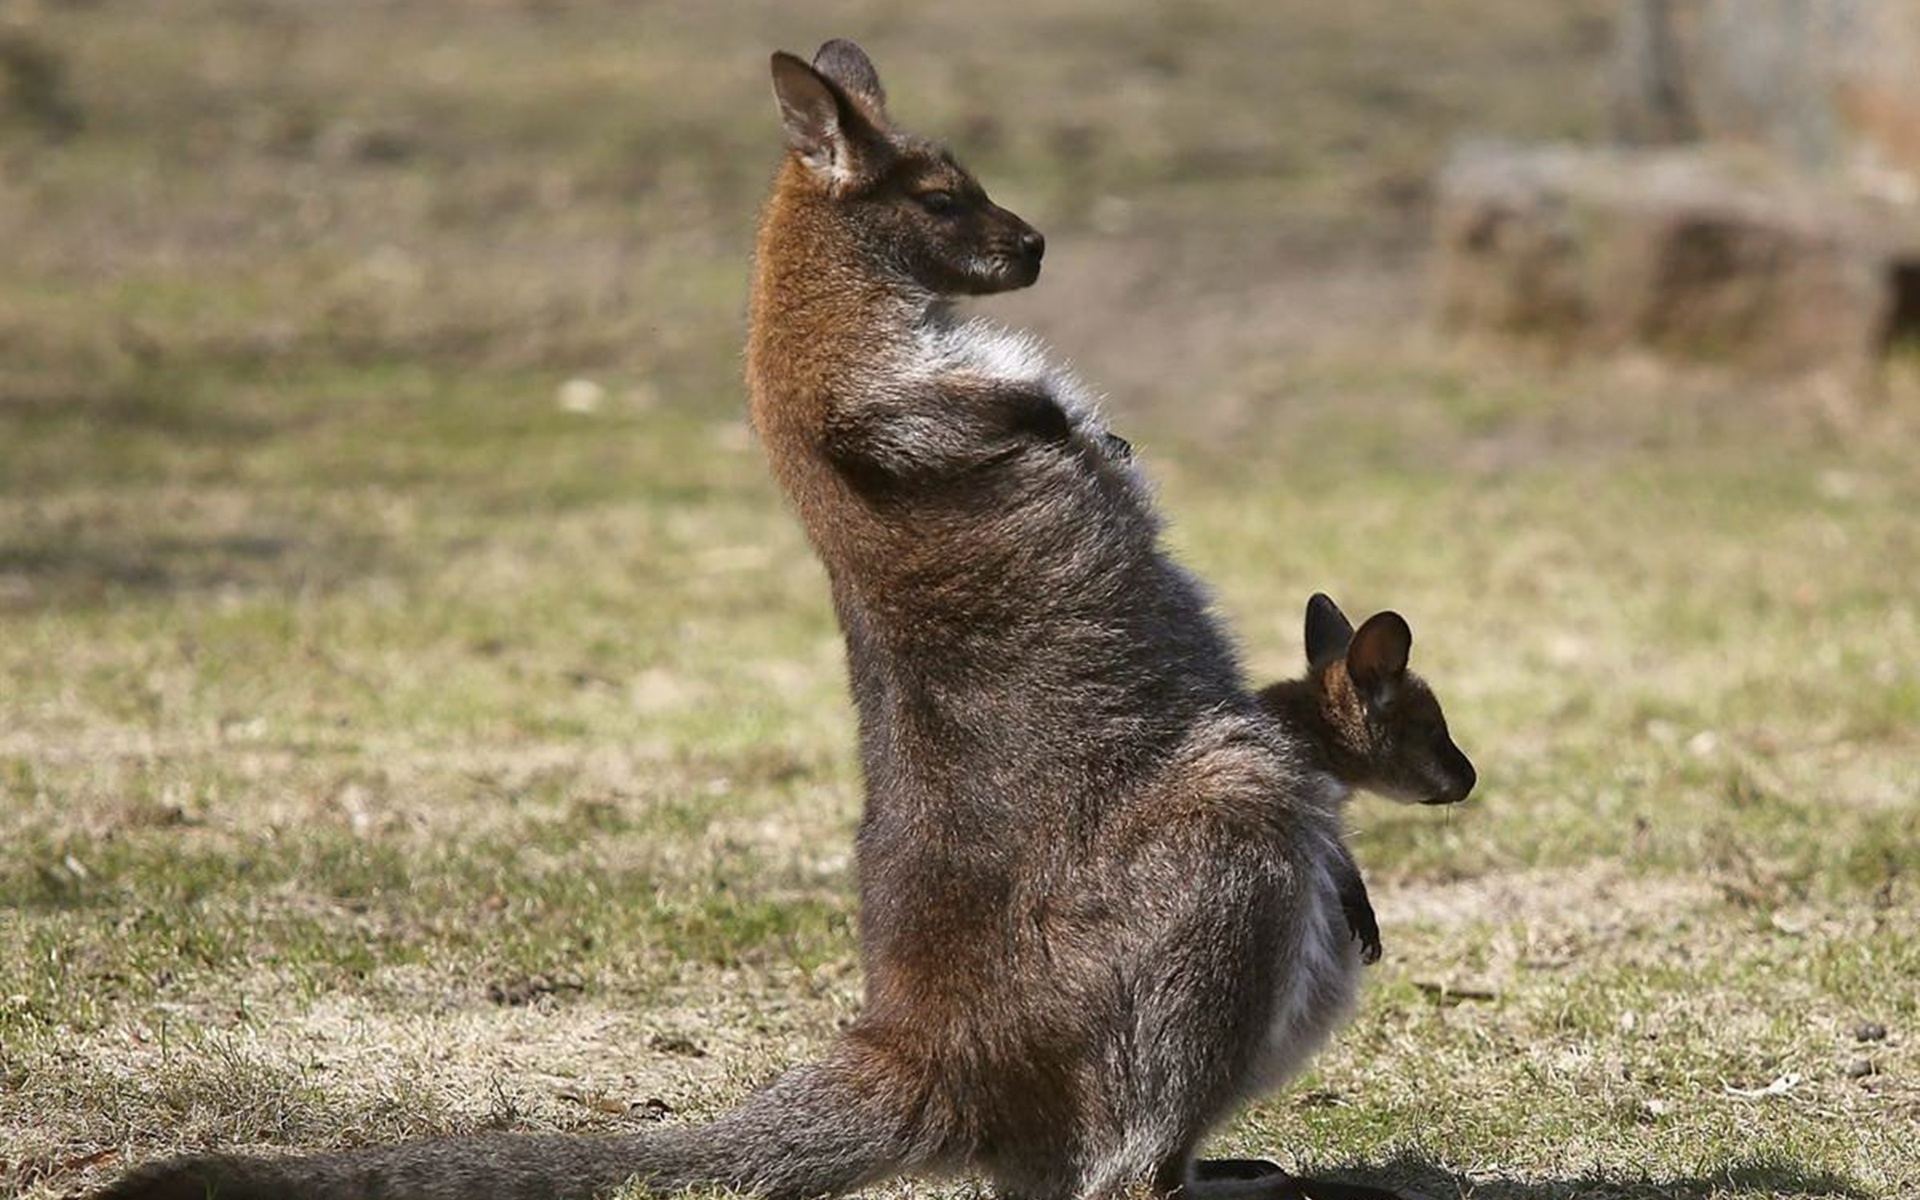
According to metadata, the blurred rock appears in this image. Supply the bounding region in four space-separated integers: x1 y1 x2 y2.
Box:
1434 141 1919 372
1448 1 1920 373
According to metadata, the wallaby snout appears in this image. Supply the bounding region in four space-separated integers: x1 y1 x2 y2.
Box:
949 201 1045 293
1421 744 1476 807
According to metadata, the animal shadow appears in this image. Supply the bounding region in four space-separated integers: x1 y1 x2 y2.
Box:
1327 1151 1877 1200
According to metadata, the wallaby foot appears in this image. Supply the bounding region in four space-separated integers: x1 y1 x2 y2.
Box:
1191 1158 1286 1181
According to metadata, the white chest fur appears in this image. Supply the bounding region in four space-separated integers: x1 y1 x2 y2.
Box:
914 314 1106 427
1248 781 1364 1098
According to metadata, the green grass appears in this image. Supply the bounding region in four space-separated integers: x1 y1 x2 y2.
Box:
3 2 1916 1198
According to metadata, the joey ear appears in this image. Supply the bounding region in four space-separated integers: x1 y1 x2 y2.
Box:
812 38 887 117
769 51 874 183
1304 593 1356 672
1346 611 1412 705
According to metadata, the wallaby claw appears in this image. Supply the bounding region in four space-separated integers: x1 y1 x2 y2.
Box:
1357 932 1383 965
1341 888 1383 966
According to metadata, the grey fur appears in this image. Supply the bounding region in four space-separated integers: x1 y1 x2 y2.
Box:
91 41 1430 1200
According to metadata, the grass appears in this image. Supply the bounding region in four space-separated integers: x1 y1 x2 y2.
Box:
2 2 1917 1198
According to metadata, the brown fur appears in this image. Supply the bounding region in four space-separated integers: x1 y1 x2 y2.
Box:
88 42 1464 1200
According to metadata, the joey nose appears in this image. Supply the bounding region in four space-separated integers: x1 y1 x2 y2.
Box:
1019 229 1046 261
1430 754 1477 806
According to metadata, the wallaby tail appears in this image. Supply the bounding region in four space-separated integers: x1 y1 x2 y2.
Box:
91 1039 945 1200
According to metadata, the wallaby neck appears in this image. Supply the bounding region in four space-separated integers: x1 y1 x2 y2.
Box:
748 162 929 392
1258 677 1355 797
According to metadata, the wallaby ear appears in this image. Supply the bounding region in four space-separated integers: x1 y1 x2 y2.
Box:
1346 611 1412 705
812 38 888 118
1305 592 1356 672
769 51 874 184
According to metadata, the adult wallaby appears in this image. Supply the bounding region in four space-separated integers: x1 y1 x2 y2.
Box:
90 41 1466 1200
1257 594 1478 969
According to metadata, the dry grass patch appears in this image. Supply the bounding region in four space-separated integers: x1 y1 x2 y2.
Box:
5 3 1916 1199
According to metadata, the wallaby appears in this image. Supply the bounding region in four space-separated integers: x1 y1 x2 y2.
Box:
1256 594 1478 969
91 41 1469 1200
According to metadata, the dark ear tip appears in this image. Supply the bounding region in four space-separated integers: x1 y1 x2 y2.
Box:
1358 609 1411 640
1349 609 1413 684
1379 612 1413 663
1303 592 1355 670
1306 592 1346 628
810 37 886 110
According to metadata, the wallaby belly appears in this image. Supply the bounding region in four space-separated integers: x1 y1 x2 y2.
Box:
1250 850 1363 1096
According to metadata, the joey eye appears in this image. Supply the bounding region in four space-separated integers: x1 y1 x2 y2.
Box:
917 190 956 215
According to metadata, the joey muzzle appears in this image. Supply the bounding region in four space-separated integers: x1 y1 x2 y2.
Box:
1421 746 1477 806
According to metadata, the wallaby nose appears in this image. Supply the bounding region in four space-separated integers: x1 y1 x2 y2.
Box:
1444 756 1477 805
1421 749 1476 806
1020 228 1045 261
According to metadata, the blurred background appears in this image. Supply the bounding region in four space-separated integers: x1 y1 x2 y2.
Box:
2 2 1916 1197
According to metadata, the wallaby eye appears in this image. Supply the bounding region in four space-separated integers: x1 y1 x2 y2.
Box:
916 190 956 215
